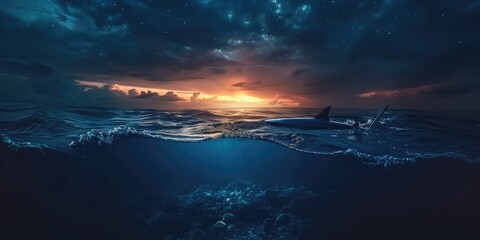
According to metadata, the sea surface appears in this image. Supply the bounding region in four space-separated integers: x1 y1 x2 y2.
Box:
1 103 479 164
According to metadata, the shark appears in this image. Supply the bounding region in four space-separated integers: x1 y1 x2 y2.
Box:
265 105 389 130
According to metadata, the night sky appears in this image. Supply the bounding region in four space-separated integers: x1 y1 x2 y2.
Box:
1 0 479 109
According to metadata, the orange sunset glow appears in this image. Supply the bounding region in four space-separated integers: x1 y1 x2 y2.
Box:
77 78 300 108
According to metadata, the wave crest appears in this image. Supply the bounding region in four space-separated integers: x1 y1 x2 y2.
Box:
0 134 50 151
68 126 155 151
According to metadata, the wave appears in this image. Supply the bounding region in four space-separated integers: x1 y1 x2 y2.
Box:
1 104 479 165
13 124 466 165
0 134 50 151
68 126 159 152
1 126 476 166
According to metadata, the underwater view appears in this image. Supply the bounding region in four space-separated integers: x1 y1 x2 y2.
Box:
1 0 480 239
2 104 480 239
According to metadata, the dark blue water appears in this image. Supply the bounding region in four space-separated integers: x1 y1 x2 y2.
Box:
1 103 479 164
2 103 480 239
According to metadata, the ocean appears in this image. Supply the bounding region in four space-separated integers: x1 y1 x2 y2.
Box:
1 103 479 164
1 103 480 239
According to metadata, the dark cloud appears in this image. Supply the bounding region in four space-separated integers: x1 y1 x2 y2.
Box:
231 81 261 88
128 88 140 97
419 86 471 99
208 67 226 74
133 90 184 101
290 68 308 78
136 90 159 99
0 59 183 108
190 92 200 102
418 81 480 99
0 59 55 81
157 91 184 101
0 0 479 108
231 82 247 88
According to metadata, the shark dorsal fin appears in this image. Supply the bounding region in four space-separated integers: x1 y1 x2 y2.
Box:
315 106 331 120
